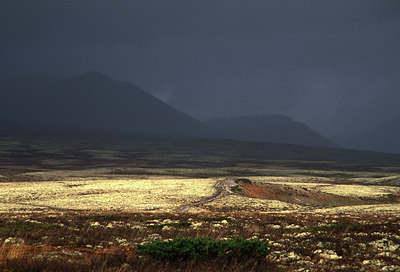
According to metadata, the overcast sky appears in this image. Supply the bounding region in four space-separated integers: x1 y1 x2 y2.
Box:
1 0 399 136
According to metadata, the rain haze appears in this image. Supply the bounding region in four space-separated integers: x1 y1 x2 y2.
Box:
1 0 400 151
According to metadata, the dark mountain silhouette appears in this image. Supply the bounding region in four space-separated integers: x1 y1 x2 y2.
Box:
0 72 338 149
337 117 400 154
206 115 338 148
0 72 211 137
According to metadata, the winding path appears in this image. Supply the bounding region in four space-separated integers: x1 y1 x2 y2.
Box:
176 178 239 212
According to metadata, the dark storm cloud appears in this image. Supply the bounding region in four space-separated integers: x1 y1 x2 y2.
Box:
1 0 399 136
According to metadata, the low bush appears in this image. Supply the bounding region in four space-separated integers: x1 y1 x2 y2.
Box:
232 185 244 192
136 236 269 261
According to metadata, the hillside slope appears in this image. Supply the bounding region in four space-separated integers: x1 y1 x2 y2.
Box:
0 72 210 137
337 117 400 154
207 115 337 148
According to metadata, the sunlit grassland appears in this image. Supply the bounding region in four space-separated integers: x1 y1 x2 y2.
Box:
1 175 400 214
1 134 400 271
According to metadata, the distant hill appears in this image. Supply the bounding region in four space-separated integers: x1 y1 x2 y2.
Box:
0 72 211 137
206 115 338 148
337 117 400 154
0 72 338 149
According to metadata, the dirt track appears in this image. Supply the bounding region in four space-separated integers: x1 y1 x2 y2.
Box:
176 178 239 212
176 178 400 213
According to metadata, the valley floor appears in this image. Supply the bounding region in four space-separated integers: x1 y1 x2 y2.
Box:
1 176 400 271
1 176 400 214
1 134 400 271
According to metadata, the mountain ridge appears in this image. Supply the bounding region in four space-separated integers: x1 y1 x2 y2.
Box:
0 72 212 137
0 72 337 149
336 117 400 154
206 114 338 148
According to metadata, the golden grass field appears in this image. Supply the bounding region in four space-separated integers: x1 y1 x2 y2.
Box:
1 175 400 214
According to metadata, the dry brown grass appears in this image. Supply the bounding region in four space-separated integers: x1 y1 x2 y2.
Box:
0 211 399 271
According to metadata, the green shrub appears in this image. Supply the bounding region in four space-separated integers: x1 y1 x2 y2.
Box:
136 236 269 260
232 185 243 192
